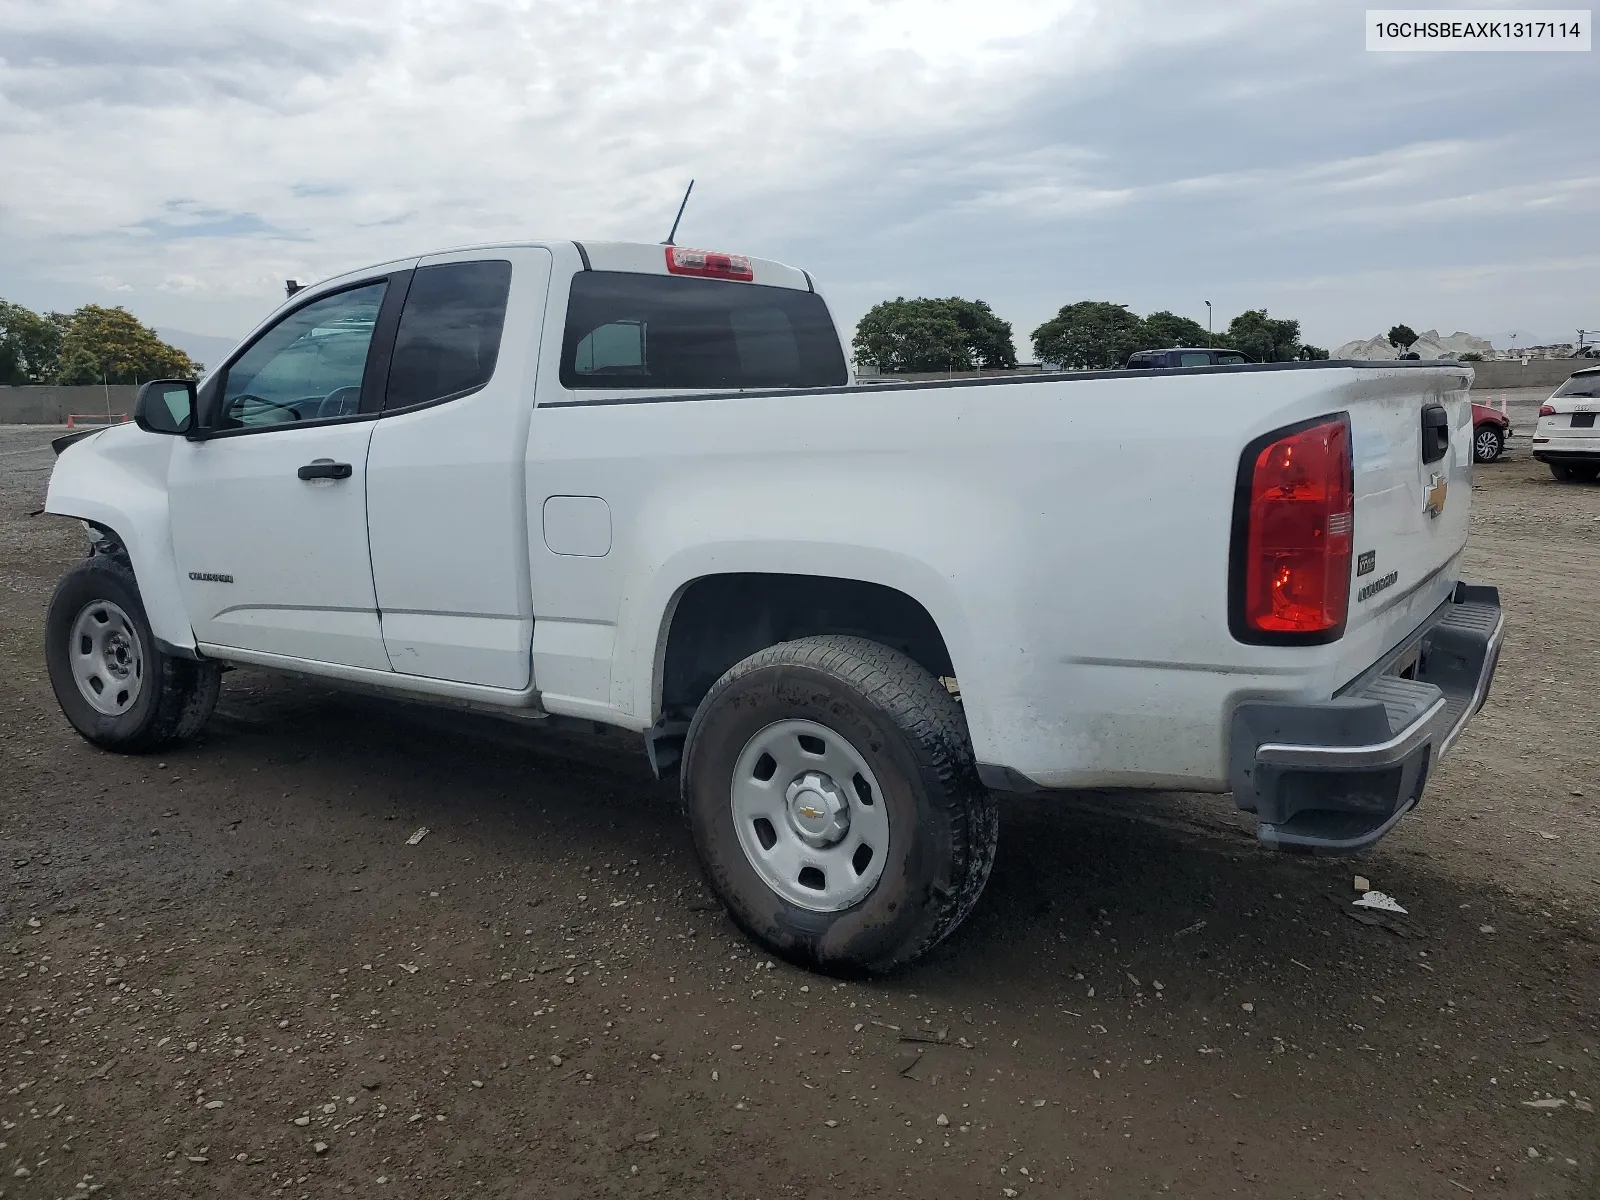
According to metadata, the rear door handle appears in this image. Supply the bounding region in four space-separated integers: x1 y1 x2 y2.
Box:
297 461 353 480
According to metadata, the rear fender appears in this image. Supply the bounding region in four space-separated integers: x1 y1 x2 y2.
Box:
44 426 197 653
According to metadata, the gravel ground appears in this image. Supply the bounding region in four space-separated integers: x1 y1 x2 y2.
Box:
1 424 1596 1200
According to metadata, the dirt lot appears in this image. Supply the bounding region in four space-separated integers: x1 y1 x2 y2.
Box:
1 424 1595 1200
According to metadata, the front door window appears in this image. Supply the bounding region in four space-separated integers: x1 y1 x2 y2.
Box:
219 283 387 429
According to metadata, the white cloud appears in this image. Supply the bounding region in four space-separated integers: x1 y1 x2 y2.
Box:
0 0 1591 348
1 0 1106 301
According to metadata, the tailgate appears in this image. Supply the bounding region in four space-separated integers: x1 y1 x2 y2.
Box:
1335 369 1472 682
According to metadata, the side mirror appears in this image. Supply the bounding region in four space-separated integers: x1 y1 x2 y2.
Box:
134 379 196 435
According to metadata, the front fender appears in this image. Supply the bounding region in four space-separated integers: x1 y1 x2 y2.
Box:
45 425 196 652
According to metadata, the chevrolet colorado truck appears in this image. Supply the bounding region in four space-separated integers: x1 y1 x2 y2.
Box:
43 240 1504 973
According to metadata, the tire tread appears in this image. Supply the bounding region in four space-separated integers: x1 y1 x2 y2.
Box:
685 634 998 973
46 553 221 753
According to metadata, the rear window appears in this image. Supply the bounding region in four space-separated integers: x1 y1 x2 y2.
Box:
1554 372 1600 397
559 271 847 390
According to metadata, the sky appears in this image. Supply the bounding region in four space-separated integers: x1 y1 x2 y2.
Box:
1 0 1595 358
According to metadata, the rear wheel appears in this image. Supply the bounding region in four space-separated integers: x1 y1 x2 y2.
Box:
46 553 221 752
681 635 997 975
1550 462 1600 482
1472 424 1503 463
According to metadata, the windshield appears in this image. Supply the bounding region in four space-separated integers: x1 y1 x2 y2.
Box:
560 272 847 390
1554 372 1600 398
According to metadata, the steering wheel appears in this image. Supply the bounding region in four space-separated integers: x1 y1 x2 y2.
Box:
227 393 302 422
317 385 362 419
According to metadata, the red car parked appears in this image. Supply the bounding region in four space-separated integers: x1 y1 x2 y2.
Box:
1471 402 1511 462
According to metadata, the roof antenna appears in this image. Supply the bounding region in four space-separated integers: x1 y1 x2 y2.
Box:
662 179 694 246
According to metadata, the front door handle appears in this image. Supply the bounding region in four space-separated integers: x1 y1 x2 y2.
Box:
297 461 353 481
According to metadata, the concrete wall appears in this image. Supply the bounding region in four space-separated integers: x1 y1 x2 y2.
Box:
1464 358 1596 391
0 385 138 425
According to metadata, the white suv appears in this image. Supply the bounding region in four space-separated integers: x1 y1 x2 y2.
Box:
1533 366 1600 481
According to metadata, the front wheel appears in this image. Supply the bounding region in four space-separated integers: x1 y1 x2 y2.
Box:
45 553 221 752
1473 424 1504 463
681 635 997 975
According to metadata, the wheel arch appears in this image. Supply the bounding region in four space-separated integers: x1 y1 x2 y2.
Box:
45 430 197 652
620 545 984 751
655 571 958 722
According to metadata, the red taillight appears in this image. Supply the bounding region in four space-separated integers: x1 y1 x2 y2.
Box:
1240 416 1353 638
1538 404 1556 416
664 246 754 281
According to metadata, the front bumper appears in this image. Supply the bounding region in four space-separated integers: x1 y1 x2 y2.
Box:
1229 583 1504 853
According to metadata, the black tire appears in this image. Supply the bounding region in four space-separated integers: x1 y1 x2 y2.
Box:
1472 424 1504 463
1550 462 1600 482
45 553 221 753
680 635 998 975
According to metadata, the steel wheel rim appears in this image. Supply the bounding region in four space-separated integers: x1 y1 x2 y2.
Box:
729 719 891 913
1476 428 1499 460
68 599 144 716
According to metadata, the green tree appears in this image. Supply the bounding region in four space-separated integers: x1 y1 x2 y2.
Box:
853 297 1015 373
1139 310 1210 350
52 305 198 384
938 298 1016 369
1298 344 1330 360
1386 324 1418 350
0 299 65 384
1221 309 1304 363
1031 301 1148 370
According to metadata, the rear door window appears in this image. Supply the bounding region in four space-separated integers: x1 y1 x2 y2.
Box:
1178 352 1211 367
560 272 847 390
385 260 512 411
1215 353 1250 365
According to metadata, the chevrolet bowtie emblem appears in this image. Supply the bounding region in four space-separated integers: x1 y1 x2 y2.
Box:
798 806 823 819
1424 472 1448 518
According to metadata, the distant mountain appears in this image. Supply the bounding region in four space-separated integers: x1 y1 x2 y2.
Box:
156 328 241 373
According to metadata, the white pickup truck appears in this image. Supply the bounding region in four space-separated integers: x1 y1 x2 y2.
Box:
44 240 1504 973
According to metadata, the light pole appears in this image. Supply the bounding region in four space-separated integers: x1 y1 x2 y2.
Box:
1205 301 1212 347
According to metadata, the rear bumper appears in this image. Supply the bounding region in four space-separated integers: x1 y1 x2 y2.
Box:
1532 447 1600 464
1229 583 1504 854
